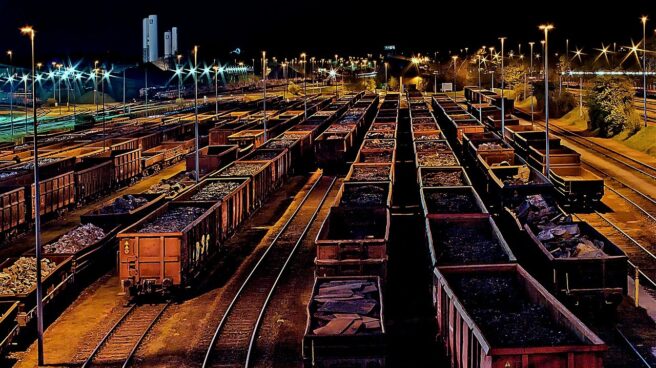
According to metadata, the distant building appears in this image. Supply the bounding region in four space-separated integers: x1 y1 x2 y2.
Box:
142 15 178 63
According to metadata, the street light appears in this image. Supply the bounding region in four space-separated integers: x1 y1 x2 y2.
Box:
7 51 14 137
301 52 307 119
529 41 535 123
213 63 219 116
499 37 507 140
177 55 183 100
20 25 45 367
262 51 267 141
384 62 388 92
94 60 99 113
193 46 200 182
477 54 483 124
642 16 648 127
452 55 458 100
539 24 554 178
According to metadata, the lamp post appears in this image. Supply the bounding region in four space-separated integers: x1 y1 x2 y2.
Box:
539 24 554 178
177 55 183 100
214 63 219 116
500 37 506 140
193 46 200 182
529 42 535 123
478 55 482 124
7 51 14 137
301 53 307 119
642 16 648 127
24 75 28 134
94 60 99 114
101 68 106 149
384 62 388 92
452 55 458 100
21 25 45 367
262 51 268 141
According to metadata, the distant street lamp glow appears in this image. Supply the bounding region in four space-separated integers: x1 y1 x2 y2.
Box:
539 24 554 179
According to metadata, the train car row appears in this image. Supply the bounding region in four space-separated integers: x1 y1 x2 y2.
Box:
434 92 628 307
303 93 399 368
462 87 604 207
115 94 361 296
419 92 608 368
0 95 337 354
314 92 380 169
0 97 321 241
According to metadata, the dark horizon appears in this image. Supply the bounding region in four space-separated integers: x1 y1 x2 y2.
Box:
1 1 656 65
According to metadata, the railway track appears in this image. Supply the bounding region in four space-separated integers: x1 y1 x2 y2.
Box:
616 326 656 368
81 301 170 368
201 174 336 368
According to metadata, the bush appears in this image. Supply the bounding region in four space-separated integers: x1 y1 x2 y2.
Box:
287 81 301 95
586 76 640 137
533 82 576 118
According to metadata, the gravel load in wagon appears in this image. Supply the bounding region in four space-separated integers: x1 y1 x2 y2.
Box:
416 152 458 167
189 180 242 201
411 117 436 125
263 140 295 149
357 150 394 163
0 257 58 296
144 172 195 198
414 140 450 152
362 140 395 150
13 158 61 170
365 132 394 140
419 168 470 187
136 206 206 233
411 123 439 132
447 272 579 347
216 162 263 177
369 123 396 131
43 224 106 254
240 150 281 161
347 164 392 182
310 280 382 335
412 131 443 140
426 217 513 266
326 124 356 133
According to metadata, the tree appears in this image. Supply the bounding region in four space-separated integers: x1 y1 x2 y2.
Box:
533 82 576 118
587 76 641 137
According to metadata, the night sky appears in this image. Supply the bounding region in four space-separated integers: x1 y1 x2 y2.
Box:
1 1 655 64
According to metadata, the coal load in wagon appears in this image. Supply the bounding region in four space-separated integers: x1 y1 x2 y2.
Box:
422 171 465 187
136 206 206 233
359 151 393 163
265 140 295 149
430 220 509 265
0 257 57 296
14 158 61 170
311 280 382 336
341 185 386 207
144 172 195 198
425 191 479 214
513 195 561 228
537 223 607 258
365 132 394 140
98 195 148 214
449 274 580 347
43 224 106 254
190 181 242 201
243 150 281 161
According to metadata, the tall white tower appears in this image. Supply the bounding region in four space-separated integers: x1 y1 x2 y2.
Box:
148 15 158 62
164 31 172 58
142 18 149 62
171 27 179 55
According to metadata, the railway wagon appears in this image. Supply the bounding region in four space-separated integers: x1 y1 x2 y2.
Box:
0 255 73 326
0 187 26 237
484 114 521 131
302 276 386 368
523 219 626 306
141 142 187 176
512 130 561 158
175 178 251 241
238 148 291 187
433 264 607 368
87 137 138 152
80 193 166 227
227 129 266 150
355 149 396 165
549 166 604 207
70 158 113 203
315 207 389 278
315 131 355 167
486 165 552 209
425 216 516 269
503 124 538 145
420 186 488 219
117 201 222 295
43 223 121 275
528 146 581 175
212 161 274 210
185 145 240 176
462 132 513 167
208 119 258 145
127 130 163 151
0 301 19 356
